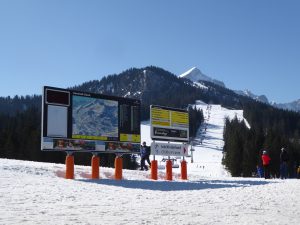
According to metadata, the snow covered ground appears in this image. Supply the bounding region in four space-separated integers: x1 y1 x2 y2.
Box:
1 158 299 225
1 103 299 224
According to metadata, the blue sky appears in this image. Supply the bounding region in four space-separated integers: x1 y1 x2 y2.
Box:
0 0 299 103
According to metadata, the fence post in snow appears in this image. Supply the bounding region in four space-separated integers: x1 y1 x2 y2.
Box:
91 153 100 179
114 154 123 180
151 156 158 180
166 156 173 181
65 152 74 179
181 157 187 180
151 144 158 180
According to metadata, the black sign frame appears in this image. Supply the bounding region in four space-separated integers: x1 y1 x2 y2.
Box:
41 86 141 153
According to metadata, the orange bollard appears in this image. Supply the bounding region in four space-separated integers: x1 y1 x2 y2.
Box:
166 160 172 181
114 156 123 180
65 154 74 179
151 160 158 180
91 155 100 179
181 160 187 180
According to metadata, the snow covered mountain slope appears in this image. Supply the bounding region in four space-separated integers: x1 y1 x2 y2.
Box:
141 101 250 178
189 102 249 177
179 67 300 110
179 67 271 105
235 89 269 104
273 99 300 112
179 67 225 87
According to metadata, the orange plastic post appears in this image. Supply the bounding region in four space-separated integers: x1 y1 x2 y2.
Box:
166 160 173 181
181 160 187 180
91 155 100 179
114 156 123 180
151 160 158 180
65 154 74 179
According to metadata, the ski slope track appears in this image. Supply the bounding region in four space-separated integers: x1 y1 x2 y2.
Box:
1 103 299 225
141 101 249 178
189 102 250 177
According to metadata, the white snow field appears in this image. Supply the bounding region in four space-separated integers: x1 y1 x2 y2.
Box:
1 103 300 225
1 159 299 225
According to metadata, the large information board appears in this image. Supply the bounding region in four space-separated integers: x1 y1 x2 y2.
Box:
150 105 189 142
42 86 141 153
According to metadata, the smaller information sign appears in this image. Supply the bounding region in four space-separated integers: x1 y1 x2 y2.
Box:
151 142 188 156
150 105 189 142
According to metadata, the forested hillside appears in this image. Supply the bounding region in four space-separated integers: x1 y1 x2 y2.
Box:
1 66 300 175
0 95 41 115
0 67 204 167
223 104 300 177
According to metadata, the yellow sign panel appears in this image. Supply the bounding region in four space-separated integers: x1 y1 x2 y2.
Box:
120 133 141 143
152 121 171 126
132 135 141 143
152 106 189 128
72 134 108 141
151 108 170 119
151 107 171 126
171 111 189 127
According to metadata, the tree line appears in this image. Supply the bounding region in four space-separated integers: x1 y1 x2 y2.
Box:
223 110 300 177
0 95 203 168
4 66 299 175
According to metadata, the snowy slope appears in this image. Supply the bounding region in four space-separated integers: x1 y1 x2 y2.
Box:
1 102 300 224
188 102 248 177
141 101 249 178
1 158 300 225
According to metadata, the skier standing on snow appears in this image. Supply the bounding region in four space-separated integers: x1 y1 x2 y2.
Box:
262 150 271 179
140 141 151 170
144 142 151 168
280 147 289 179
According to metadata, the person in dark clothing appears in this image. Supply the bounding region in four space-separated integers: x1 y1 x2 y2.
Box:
144 143 151 168
262 150 271 179
280 147 289 179
140 141 151 170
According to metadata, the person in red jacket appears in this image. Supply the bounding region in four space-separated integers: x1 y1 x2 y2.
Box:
262 150 271 179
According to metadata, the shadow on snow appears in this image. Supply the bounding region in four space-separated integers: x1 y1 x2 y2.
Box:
76 178 271 192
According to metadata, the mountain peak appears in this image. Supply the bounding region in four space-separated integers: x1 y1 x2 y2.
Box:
181 67 200 75
179 67 225 87
235 89 269 104
179 67 206 81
